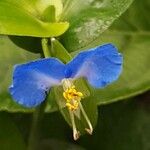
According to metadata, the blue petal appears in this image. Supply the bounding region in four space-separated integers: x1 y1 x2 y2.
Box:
9 58 65 107
66 44 123 88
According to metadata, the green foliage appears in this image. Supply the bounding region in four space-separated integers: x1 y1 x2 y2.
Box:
0 0 149 148
9 36 42 53
0 1 149 131
0 0 138 113
60 0 133 51
0 0 69 37
0 112 26 150
51 38 72 63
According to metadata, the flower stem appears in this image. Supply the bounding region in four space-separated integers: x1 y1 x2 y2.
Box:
41 38 51 57
27 102 46 150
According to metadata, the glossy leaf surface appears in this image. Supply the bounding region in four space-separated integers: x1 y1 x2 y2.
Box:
60 0 133 52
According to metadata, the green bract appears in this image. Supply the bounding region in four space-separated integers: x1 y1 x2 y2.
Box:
0 0 69 37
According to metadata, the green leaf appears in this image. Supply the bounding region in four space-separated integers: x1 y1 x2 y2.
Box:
42 5 56 22
0 0 69 37
0 112 26 150
49 0 63 21
110 0 150 31
9 36 42 53
60 0 133 52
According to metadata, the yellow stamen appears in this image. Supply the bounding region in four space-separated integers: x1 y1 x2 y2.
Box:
61 78 93 140
63 85 83 111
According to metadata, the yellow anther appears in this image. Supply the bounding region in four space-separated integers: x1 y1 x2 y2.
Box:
63 86 83 111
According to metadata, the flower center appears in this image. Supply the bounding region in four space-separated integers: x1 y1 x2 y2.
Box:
63 85 83 111
62 78 83 111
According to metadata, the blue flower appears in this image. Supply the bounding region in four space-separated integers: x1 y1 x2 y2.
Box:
9 43 123 139
9 43 123 107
